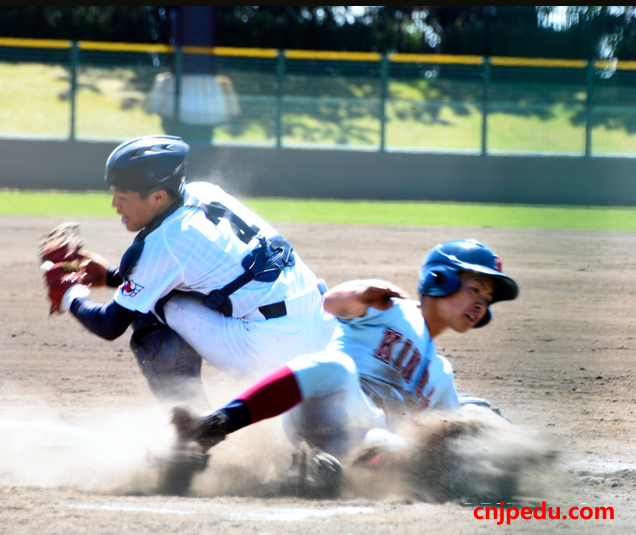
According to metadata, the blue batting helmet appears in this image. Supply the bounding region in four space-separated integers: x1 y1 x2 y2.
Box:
418 239 518 327
105 135 188 198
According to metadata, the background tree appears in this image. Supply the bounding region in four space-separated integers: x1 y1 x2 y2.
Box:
1 6 635 60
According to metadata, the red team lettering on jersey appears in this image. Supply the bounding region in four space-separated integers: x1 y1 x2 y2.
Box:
327 296 459 413
373 327 432 405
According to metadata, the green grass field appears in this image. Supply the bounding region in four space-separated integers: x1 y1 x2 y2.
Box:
2 61 636 155
2 190 636 232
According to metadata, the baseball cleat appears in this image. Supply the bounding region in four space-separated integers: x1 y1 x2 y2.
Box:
155 406 231 496
281 449 344 499
171 406 231 451
155 449 210 496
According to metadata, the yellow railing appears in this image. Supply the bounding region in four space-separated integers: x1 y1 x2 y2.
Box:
2 36 636 70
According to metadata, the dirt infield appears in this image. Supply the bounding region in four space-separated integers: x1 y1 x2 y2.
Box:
1 214 635 534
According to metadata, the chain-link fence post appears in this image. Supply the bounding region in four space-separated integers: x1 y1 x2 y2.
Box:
481 56 490 155
585 60 594 157
379 52 389 152
276 49 285 148
69 41 79 141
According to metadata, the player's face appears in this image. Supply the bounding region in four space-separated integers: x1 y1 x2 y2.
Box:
110 187 166 232
424 272 494 336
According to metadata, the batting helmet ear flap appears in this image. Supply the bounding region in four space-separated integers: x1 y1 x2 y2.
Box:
419 264 461 297
474 308 491 328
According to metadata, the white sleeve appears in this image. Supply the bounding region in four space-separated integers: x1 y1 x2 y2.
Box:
421 354 461 411
60 284 91 313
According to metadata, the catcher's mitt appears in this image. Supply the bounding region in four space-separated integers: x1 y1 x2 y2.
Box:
38 222 85 267
41 262 84 314
38 222 86 314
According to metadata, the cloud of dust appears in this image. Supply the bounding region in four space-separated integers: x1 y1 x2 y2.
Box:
0 404 178 495
0 393 560 503
190 404 562 503
189 420 298 497
0 380 297 499
347 405 561 504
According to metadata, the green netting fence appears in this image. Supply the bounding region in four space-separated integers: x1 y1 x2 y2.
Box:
1 37 635 156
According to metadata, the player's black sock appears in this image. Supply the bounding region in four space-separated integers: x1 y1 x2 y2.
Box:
216 400 252 433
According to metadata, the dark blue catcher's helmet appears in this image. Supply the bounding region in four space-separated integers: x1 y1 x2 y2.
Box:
105 135 188 198
418 239 518 327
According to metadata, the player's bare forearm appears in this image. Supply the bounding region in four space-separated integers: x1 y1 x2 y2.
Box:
78 253 112 287
323 283 368 319
323 279 409 319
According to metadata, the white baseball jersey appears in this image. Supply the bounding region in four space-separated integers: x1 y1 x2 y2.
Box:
115 181 309 317
113 181 336 376
328 296 460 411
282 290 460 458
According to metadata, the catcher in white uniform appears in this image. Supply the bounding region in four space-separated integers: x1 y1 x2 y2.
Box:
42 135 336 410
167 238 519 495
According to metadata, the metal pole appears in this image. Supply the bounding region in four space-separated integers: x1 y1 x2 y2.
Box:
481 56 490 155
585 60 594 157
379 52 389 152
276 49 285 148
69 41 78 141
174 46 182 125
